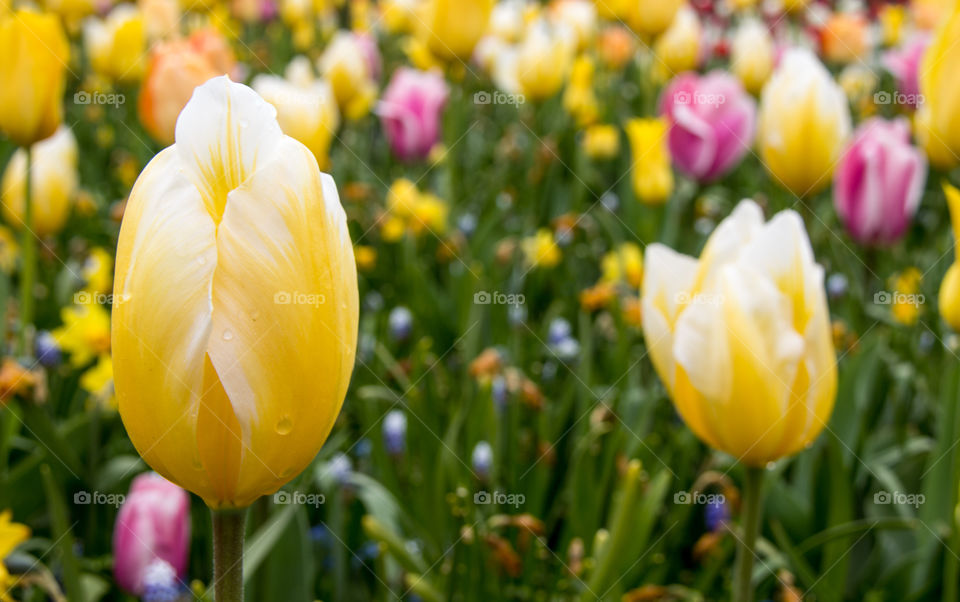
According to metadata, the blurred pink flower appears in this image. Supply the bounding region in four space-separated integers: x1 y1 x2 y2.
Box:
113 472 190 595
378 67 449 162
834 118 926 246
355 32 382 82
882 34 930 107
658 71 756 182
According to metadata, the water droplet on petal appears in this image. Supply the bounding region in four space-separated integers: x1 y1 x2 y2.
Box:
276 415 292 435
222 330 234 341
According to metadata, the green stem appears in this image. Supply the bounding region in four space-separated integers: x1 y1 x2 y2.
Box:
18 145 35 357
944 366 960 602
212 508 247 602
732 465 765 602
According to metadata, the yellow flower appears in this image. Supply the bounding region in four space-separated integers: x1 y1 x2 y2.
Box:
112 77 359 509
253 56 341 170
602 242 643 288
653 7 701 79
757 48 851 196
939 183 960 331
0 9 70 146
522 228 561 268
730 18 774 95
0 510 29 602
890 267 923 326
53 302 112 367
416 0 493 61
641 200 837 465
1 126 78 237
625 117 673 205
880 5 907 46
410 193 449 235
381 0 417 34
623 0 683 37
318 31 378 120
515 20 576 102
0 227 17 273
916 0 960 169
81 354 116 410
82 247 114 296
582 124 620 159
355 245 377 271
381 214 406 242
386 178 420 217
563 55 599 127
83 5 147 82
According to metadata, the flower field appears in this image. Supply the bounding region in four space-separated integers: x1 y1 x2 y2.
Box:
0 0 959 600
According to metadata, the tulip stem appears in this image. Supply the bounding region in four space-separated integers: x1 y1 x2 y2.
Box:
732 465 765 602
18 146 35 357
212 508 247 602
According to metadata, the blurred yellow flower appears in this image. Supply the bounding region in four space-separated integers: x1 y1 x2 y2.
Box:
416 0 493 61
641 200 837 465
890 267 923 326
879 5 907 46
625 117 673 205
82 247 114 296
0 9 70 147
139 0 181 42
563 55 599 127
0 510 29 602
730 18 774 95
522 228 561 268
757 48 850 196
623 0 682 37
355 245 377 271
653 7 701 79
939 183 960 331
515 20 576 102
254 56 341 170
0 227 17 274
916 0 960 169
83 5 147 82
319 31 378 120
582 124 620 159
81 354 116 410
381 0 417 34
381 214 407 242
54 302 112 367
1 126 78 237
602 242 643 288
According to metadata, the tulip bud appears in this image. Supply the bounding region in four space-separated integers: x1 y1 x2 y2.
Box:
83 5 147 82
625 0 682 37
378 67 449 162
1 126 78 237
625 117 674 205
113 76 359 508
319 31 379 120
653 7 701 78
916 0 960 169
881 34 929 108
833 118 926 246
416 0 493 60
757 48 851 196
514 20 576 102
0 10 70 147
730 18 774 95
641 200 837 465
113 473 190 595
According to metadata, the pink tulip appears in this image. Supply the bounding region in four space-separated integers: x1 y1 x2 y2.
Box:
658 71 756 182
378 67 449 162
355 32 382 82
833 117 926 246
882 34 930 107
113 473 190 595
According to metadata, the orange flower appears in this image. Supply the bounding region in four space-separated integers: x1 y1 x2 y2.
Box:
0 359 34 402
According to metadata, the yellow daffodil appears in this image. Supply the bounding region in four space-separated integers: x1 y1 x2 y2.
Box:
522 229 561 268
602 243 643 288
1 126 78 237
81 354 116 410
254 56 341 170
730 18 774 95
83 5 147 82
0 510 29 602
318 31 378 120
54 302 112 367
939 183 960 330
625 117 674 205
112 76 358 509
916 0 960 169
757 48 851 196
416 0 493 61
641 200 837 465
0 9 70 147
582 124 620 159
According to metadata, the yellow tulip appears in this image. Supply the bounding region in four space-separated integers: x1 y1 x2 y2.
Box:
112 76 359 509
522 228 561 268
582 124 620 159
601 242 643 288
1 126 78 237
253 56 341 170
916 0 960 169
730 18 774 95
83 5 147 82
653 7 701 79
757 48 850 196
625 0 682 37
564 55 599 126
515 20 576 102
940 183 960 331
416 0 493 60
641 200 837 465
0 10 70 147
625 117 674 205
318 31 378 120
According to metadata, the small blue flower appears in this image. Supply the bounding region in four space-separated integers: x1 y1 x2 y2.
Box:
827 273 848 300
35 331 60 367
327 453 353 486
547 318 572 346
382 410 407 455
491 375 508 412
553 337 580 363
600 191 619 212
389 306 413 341
457 214 477 237
472 441 493 480
355 438 373 459
704 498 729 532
364 291 384 312
508 304 527 327
141 559 181 602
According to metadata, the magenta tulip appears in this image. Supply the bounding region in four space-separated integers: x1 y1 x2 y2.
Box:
113 473 191 595
833 117 926 246
658 71 756 182
882 34 930 107
378 67 449 161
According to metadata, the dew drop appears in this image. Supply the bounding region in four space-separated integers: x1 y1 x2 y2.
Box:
276 415 293 435
222 330 234 341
